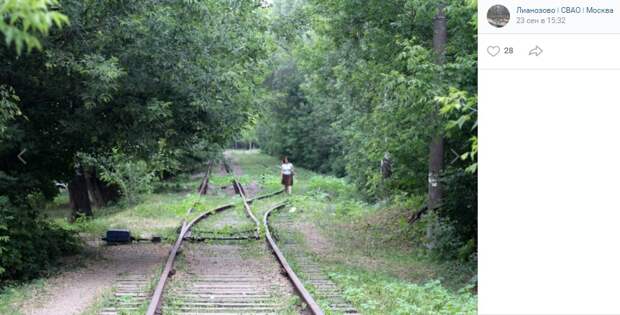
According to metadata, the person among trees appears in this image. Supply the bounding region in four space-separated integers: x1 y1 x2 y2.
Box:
281 156 294 194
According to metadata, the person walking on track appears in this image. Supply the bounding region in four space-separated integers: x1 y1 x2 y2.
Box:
281 156 294 194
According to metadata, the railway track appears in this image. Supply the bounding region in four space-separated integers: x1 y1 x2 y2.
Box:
139 159 323 315
100 274 153 315
268 212 359 314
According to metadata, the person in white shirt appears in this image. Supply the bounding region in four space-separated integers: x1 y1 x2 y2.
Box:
280 156 294 194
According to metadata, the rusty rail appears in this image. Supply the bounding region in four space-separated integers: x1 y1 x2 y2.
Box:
145 203 235 315
232 179 260 239
224 156 284 239
248 189 285 203
264 203 325 315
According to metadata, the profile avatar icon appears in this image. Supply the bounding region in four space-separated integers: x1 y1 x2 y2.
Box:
487 5 510 28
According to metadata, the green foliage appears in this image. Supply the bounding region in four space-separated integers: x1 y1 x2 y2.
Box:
416 212 463 260
75 54 125 109
0 196 80 282
331 270 476 315
440 168 477 244
0 0 69 53
439 87 478 173
81 151 156 205
259 0 476 192
259 0 478 260
0 0 274 250
0 84 21 138
65 212 105 235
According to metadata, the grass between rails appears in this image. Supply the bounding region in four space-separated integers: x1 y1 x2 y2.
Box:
191 202 256 238
229 150 477 314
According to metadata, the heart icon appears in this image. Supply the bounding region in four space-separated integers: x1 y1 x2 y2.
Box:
487 45 500 57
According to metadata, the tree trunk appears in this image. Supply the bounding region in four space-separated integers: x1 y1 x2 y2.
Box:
433 4 447 64
84 167 105 208
428 135 444 209
68 166 93 220
98 179 120 204
427 4 447 211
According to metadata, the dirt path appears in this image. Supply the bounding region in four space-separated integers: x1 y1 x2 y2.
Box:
19 243 168 315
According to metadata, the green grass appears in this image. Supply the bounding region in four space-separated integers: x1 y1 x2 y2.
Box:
228 149 308 192
0 279 47 315
191 205 256 238
329 268 476 315
41 175 239 241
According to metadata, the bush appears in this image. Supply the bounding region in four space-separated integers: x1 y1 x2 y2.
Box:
0 197 80 282
407 210 474 262
421 213 463 261
441 168 477 243
82 150 157 205
100 159 155 204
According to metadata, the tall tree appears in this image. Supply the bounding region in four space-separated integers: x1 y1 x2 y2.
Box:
1 0 273 207
428 3 447 210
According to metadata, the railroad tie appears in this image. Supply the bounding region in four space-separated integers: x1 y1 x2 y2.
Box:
275 213 360 314
100 274 152 315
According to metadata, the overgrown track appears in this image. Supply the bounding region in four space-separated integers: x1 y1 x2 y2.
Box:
270 213 359 314
145 203 234 315
264 204 324 315
144 160 323 315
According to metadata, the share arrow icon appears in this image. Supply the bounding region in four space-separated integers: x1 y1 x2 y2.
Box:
17 149 27 165
529 45 543 56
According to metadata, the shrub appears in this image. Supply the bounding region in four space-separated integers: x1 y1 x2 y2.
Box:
0 197 80 282
82 150 157 205
100 159 155 204
408 211 465 261
441 168 477 243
